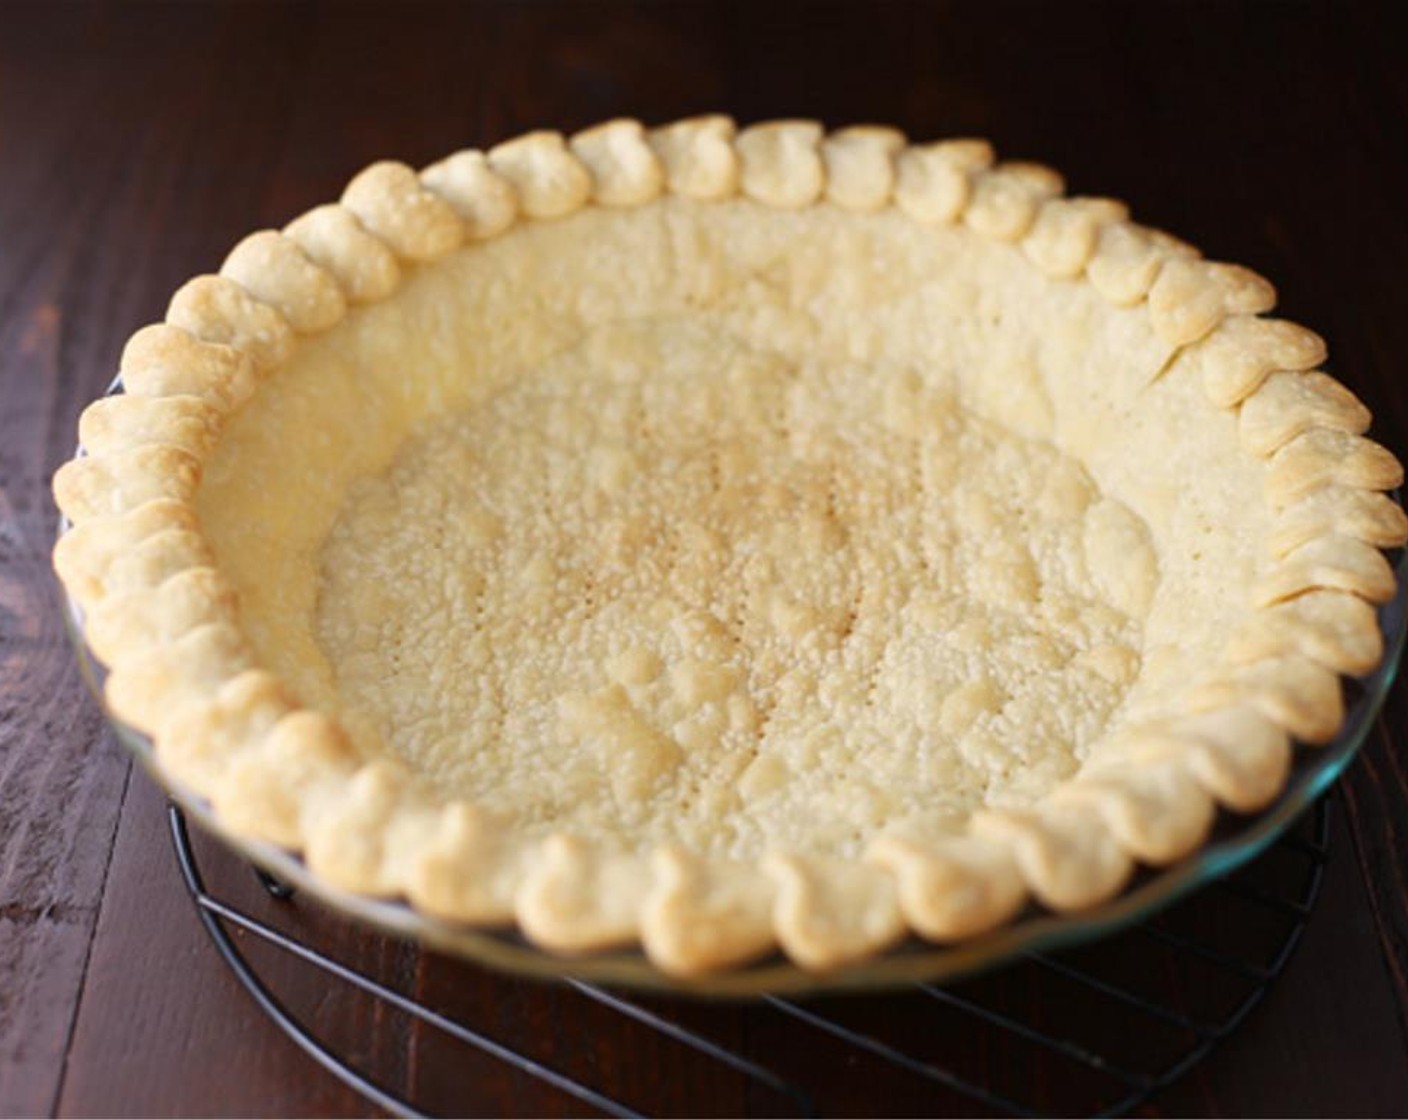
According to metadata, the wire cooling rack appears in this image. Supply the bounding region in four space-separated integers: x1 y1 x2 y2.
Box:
169 793 1332 1118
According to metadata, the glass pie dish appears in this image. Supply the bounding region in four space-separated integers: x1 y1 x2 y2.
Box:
51 118 1408 988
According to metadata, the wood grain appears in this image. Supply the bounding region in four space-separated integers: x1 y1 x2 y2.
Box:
3 1 1408 1116
1 8 144 1114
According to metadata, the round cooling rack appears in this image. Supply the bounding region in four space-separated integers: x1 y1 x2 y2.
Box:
164 789 1336 1117
58 508 1408 998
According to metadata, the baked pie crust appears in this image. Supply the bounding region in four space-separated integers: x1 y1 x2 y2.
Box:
53 117 1407 975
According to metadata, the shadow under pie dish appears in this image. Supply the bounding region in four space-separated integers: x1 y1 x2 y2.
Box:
52 116 1408 979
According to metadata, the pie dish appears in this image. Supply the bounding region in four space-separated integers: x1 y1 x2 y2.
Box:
52 116 1408 977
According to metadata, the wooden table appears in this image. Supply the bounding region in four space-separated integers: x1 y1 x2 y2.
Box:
4 1 1408 1115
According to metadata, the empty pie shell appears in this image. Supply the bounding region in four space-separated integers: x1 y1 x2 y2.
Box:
53 116 1406 977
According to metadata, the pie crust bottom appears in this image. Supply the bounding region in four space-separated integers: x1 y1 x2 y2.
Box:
315 316 1152 859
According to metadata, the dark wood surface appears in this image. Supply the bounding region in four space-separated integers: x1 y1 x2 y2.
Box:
4 1 1408 1115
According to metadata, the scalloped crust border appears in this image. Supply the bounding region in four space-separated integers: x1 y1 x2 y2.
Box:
51 116 1408 976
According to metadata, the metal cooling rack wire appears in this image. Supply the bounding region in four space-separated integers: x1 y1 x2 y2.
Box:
167 795 1332 1119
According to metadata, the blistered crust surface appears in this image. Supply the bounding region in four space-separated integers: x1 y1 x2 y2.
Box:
316 324 1152 856
53 117 1405 977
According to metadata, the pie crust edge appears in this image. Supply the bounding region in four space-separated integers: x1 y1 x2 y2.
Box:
51 116 1408 976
